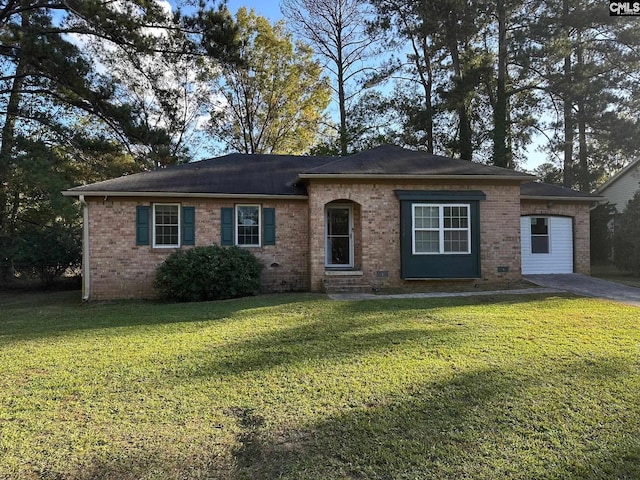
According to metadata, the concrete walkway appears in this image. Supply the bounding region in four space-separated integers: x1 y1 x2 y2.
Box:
329 287 562 302
523 273 640 307
329 274 640 307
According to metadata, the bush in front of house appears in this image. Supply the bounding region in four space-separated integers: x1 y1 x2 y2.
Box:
613 191 640 276
12 221 82 285
590 202 616 264
154 245 264 302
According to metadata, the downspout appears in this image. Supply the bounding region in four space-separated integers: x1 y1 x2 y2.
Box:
79 195 90 301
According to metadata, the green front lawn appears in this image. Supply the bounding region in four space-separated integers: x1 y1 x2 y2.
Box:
0 291 638 479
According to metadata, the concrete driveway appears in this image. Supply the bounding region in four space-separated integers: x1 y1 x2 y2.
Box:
524 274 640 307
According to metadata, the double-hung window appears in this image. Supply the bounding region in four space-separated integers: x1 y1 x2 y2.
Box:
236 205 260 246
530 217 549 253
412 204 470 254
153 204 180 247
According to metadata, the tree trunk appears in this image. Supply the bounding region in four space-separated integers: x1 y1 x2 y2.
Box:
492 0 511 168
562 0 573 187
575 36 589 191
448 22 472 160
0 11 28 281
411 33 434 153
336 32 348 156
424 60 434 155
577 103 589 190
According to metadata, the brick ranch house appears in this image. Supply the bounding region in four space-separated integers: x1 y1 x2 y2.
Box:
63 145 605 300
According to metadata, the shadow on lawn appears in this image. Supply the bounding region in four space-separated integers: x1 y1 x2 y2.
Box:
180 294 487 378
0 286 573 344
0 292 322 341
181 292 572 378
195 321 462 377
230 357 640 480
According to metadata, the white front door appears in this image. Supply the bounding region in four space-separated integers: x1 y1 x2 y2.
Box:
325 205 353 267
521 216 574 274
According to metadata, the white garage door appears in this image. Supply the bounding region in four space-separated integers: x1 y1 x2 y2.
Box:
521 216 574 274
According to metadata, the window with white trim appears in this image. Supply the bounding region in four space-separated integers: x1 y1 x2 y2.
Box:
412 204 470 254
530 217 549 253
236 205 260 246
153 204 180 247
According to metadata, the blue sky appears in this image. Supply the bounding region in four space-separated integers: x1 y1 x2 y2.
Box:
225 0 282 20
220 1 547 170
190 1 547 170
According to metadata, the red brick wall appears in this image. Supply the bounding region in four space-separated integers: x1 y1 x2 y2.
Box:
84 186 591 300
307 180 523 292
520 200 591 275
85 197 309 300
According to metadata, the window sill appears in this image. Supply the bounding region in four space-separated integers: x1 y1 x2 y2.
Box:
150 246 181 253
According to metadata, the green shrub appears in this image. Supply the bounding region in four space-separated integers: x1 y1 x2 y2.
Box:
590 202 616 263
154 245 264 302
613 192 640 276
12 222 82 285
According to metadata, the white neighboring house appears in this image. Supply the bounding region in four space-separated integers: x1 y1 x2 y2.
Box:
597 158 640 213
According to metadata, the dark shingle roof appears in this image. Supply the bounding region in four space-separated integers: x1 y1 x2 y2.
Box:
66 146 599 201
66 153 333 197
521 181 606 201
301 145 533 178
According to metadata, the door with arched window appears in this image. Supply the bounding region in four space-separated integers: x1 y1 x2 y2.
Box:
325 204 353 267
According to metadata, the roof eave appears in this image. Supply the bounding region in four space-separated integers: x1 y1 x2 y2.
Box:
297 173 534 182
521 195 607 202
62 190 309 200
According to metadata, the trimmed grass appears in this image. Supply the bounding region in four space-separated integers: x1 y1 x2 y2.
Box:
0 290 639 479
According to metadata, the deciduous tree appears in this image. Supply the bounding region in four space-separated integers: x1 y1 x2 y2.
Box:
281 0 374 155
209 8 330 155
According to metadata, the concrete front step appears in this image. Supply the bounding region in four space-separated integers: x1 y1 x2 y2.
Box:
322 272 372 293
324 283 374 294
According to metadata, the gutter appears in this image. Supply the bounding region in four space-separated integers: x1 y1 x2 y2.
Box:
590 197 609 211
79 195 90 301
62 191 309 200
521 195 607 202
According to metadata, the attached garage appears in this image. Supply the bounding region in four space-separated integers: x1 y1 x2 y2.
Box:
521 215 573 274
519 181 605 277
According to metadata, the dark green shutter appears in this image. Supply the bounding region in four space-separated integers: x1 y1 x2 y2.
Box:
263 208 275 245
182 206 195 246
221 207 233 245
136 206 150 246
